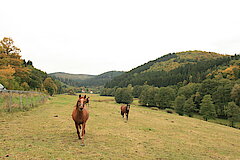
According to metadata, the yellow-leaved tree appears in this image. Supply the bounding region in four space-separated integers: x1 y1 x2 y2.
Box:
0 37 30 89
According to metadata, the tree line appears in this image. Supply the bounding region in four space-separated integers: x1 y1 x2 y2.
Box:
101 78 240 128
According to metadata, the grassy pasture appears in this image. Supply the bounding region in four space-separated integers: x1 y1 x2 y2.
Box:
0 94 240 160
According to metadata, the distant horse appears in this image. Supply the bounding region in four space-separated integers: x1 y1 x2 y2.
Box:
120 104 130 120
72 95 89 145
86 97 90 106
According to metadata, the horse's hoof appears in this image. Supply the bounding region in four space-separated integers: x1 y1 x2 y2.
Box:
81 143 85 146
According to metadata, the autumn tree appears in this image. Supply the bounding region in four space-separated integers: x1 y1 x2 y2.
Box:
0 37 21 55
0 37 30 89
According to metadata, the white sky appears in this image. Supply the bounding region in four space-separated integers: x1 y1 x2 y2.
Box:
1 0 240 75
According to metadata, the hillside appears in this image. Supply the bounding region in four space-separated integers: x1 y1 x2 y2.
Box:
0 94 239 159
49 71 124 87
145 51 224 72
105 51 239 88
49 72 94 81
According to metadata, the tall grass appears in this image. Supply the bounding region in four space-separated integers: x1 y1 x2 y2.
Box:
0 91 48 112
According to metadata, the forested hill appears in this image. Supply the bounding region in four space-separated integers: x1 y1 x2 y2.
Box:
49 71 124 87
105 50 240 88
49 72 94 83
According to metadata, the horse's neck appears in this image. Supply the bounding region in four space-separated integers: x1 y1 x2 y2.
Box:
76 108 88 117
76 109 83 116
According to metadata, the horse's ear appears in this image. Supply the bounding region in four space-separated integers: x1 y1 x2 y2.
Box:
84 95 86 99
79 95 81 98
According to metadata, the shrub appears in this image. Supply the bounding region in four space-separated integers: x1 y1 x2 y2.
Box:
114 88 133 104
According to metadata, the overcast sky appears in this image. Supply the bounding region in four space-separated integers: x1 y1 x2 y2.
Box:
1 0 240 75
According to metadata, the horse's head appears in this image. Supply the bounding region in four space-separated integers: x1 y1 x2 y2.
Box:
126 104 130 110
76 95 87 111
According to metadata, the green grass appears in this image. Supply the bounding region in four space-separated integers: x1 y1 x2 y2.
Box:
0 93 47 112
0 94 240 159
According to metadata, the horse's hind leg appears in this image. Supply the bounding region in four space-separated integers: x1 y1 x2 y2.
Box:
75 123 81 139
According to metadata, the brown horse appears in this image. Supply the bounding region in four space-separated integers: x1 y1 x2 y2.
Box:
120 104 130 120
86 97 90 106
72 95 89 145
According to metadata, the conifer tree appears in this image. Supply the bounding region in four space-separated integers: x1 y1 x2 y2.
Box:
183 95 195 117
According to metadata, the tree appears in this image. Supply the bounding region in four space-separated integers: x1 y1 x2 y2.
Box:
225 102 240 127
21 82 30 91
183 95 195 117
54 80 63 94
43 77 57 96
200 95 216 121
199 79 219 96
212 81 234 118
133 85 143 98
155 87 176 108
0 37 21 55
174 95 186 116
115 87 133 104
0 37 30 89
193 91 202 112
178 85 193 99
178 83 200 99
100 88 115 96
139 85 158 106
231 84 240 106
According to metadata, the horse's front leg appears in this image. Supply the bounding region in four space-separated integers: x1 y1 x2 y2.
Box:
81 123 86 145
121 111 124 118
75 122 81 139
126 113 129 120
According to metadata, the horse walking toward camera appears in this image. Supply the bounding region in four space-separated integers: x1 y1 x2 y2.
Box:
121 104 130 120
72 95 89 145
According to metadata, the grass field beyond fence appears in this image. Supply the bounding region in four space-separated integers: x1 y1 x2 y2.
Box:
0 90 48 112
0 94 240 159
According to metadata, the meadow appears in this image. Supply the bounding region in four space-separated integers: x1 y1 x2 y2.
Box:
0 94 240 160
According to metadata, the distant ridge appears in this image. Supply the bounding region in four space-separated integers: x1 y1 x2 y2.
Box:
49 72 94 80
49 71 124 87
